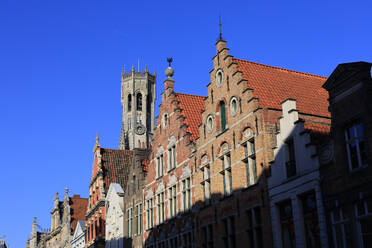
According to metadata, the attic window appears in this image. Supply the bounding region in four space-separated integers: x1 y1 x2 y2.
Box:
163 113 168 128
216 69 223 87
230 97 238 116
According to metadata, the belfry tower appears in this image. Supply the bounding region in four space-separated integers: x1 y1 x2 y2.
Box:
119 64 156 150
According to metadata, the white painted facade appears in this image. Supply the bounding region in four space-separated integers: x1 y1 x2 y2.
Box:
105 183 125 248
268 99 329 248
71 220 85 248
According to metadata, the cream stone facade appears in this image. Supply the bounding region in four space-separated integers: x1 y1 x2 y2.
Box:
268 99 329 248
105 183 125 248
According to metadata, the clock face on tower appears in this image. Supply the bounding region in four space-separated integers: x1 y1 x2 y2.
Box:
135 123 146 135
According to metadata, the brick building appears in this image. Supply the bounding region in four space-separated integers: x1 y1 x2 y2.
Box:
143 61 205 248
192 38 331 248
85 135 132 248
321 62 372 247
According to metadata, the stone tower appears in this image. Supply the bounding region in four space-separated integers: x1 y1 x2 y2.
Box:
119 64 156 150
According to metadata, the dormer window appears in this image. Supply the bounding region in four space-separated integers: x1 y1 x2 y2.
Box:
163 113 168 128
285 138 296 178
207 115 214 133
345 122 367 170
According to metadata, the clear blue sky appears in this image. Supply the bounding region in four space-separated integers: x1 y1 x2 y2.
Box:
0 0 371 246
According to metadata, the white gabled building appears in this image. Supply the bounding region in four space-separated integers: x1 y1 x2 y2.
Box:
71 220 85 248
105 183 125 248
268 99 329 248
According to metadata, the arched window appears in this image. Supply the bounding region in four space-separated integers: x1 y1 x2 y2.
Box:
128 94 132 111
220 101 226 131
137 93 142 111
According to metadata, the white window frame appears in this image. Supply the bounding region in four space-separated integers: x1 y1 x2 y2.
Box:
182 177 191 211
168 185 177 218
220 153 232 196
345 122 367 171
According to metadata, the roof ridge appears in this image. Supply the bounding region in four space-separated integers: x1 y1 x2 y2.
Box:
233 58 327 79
175 92 205 98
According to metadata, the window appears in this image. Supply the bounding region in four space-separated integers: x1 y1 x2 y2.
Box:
301 192 320 247
169 185 177 218
345 122 367 170
207 115 214 133
136 204 142 235
216 70 223 87
220 101 226 131
246 207 263 248
331 205 352 248
182 232 192 248
127 208 133 237
146 198 154 229
163 113 168 128
169 236 178 248
230 97 238 116
279 200 295 248
132 175 136 194
157 192 165 224
202 224 214 248
128 94 132 111
182 177 191 211
221 154 232 195
222 216 236 248
201 164 211 204
285 138 296 178
168 145 177 170
136 93 142 111
243 139 257 187
157 154 164 178
355 198 372 247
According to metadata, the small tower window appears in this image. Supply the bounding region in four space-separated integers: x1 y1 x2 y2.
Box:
128 94 132 111
137 93 142 111
216 70 223 87
220 101 226 131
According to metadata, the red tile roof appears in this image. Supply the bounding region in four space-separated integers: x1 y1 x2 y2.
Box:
100 148 133 191
234 58 330 117
175 93 205 142
70 195 88 233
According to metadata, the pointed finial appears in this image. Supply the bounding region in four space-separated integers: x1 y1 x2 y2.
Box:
219 14 223 40
145 65 148 72
154 69 156 76
96 132 99 145
65 187 69 194
165 58 174 78
33 216 37 224
167 57 173 67
132 64 135 72
138 58 140 72
121 66 125 76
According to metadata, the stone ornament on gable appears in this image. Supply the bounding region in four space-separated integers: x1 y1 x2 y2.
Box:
145 189 153 200
201 154 208 165
156 182 165 194
156 146 164 157
168 136 176 147
181 166 191 179
169 175 177 186
319 142 334 165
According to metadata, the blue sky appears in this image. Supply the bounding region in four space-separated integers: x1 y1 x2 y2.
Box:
0 0 371 246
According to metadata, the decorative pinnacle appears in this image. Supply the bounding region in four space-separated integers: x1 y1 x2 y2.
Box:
145 65 148 72
167 57 173 67
96 132 100 146
121 66 124 76
33 216 37 224
131 64 135 72
65 187 69 194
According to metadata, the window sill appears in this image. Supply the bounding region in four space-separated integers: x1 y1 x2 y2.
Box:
167 167 176 173
216 127 229 138
349 164 369 173
156 175 164 180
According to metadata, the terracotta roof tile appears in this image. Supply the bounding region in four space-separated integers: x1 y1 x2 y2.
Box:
234 58 330 117
175 93 205 142
100 148 133 191
69 195 88 233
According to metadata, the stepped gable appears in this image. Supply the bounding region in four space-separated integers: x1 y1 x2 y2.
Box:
234 58 330 117
69 195 88 233
175 92 205 142
100 148 133 191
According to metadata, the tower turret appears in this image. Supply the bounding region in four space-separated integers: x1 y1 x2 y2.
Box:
119 63 156 150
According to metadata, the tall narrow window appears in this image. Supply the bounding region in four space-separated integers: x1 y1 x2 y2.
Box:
285 138 296 178
345 122 367 170
202 224 214 248
137 93 142 111
355 198 372 247
331 206 352 247
220 101 226 131
157 154 164 178
279 200 295 248
223 216 236 248
221 154 232 195
169 185 177 218
301 192 320 247
182 177 191 211
127 208 133 237
246 207 263 248
128 94 132 111
157 192 165 224
136 204 142 235
201 164 211 204
243 139 257 187
146 198 154 229
132 175 136 194
168 145 177 170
